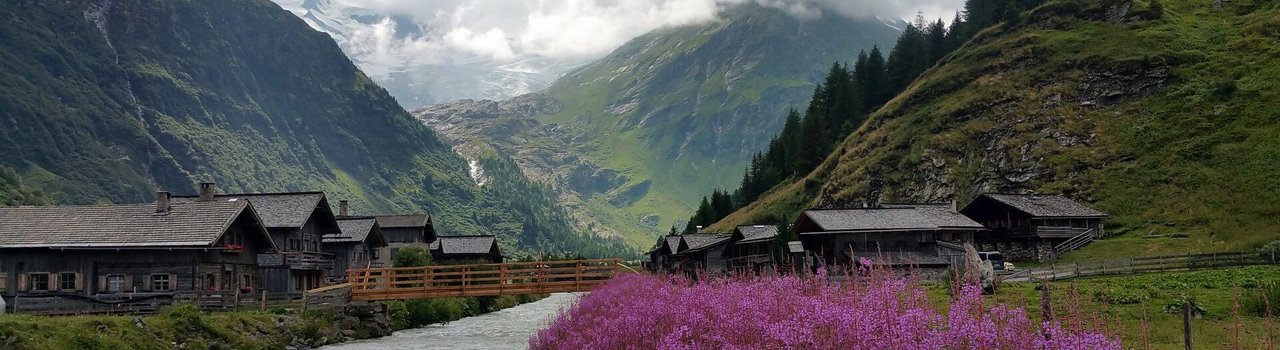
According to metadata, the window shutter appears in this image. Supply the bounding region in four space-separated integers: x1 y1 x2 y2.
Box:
98 275 107 292
75 272 84 291
48 273 59 291
18 274 28 291
123 275 133 292
141 275 152 292
169 274 178 291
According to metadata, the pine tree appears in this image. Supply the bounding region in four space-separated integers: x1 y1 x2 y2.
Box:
926 19 949 64
865 46 890 108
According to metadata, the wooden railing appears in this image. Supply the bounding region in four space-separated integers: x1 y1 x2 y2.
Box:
284 251 336 270
1051 229 1096 260
346 259 623 301
1004 251 1280 283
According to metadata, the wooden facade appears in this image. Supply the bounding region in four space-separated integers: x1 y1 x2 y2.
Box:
429 235 503 265
671 233 732 275
373 214 435 267
324 216 388 282
793 204 984 275
174 185 340 292
0 193 277 312
726 225 780 271
961 193 1108 262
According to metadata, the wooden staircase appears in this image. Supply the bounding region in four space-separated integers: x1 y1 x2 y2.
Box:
1052 229 1096 261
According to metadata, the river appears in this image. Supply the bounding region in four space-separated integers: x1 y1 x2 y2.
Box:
320 293 579 350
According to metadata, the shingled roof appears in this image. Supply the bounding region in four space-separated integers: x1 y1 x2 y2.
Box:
734 225 780 244
326 217 385 246
430 235 498 255
800 205 984 234
0 200 269 249
375 214 431 228
975 193 1108 218
173 192 327 229
678 233 731 254
647 235 684 254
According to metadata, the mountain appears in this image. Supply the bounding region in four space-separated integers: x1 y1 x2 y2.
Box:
416 4 903 246
0 0 630 257
712 0 1280 258
271 0 590 108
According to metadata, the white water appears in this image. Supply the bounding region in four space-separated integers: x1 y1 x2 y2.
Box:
320 293 579 350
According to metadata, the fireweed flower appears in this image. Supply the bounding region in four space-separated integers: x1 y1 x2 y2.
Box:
530 273 1120 350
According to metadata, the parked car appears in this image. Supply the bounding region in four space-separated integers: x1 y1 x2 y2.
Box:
978 251 1005 271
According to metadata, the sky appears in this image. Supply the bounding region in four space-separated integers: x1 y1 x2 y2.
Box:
289 0 965 63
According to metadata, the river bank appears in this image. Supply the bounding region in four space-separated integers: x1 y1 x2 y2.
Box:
0 294 549 350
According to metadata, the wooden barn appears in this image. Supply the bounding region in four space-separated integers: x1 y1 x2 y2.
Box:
671 233 732 275
0 192 277 310
429 235 503 264
961 193 1108 262
645 235 683 272
174 183 339 292
373 214 435 266
792 204 985 277
726 225 780 271
323 216 388 282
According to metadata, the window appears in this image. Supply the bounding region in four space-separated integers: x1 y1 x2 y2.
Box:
0 272 7 293
29 273 50 292
107 275 125 293
371 248 380 260
895 241 908 250
390 247 400 259
151 274 172 291
845 242 857 252
59 272 77 291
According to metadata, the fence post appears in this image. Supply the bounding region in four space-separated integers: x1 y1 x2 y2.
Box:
1183 300 1193 350
234 290 241 312
575 261 583 290
301 289 308 313
260 290 266 310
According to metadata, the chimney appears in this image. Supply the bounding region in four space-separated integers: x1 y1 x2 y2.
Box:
156 191 171 213
339 200 349 218
951 199 958 212
198 182 216 201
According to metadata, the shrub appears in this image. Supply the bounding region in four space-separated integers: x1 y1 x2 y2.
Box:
393 247 432 267
530 274 1119 349
1244 281 1280 317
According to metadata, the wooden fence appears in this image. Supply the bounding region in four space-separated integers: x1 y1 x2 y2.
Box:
1003 250 1280 283
347 258 623 301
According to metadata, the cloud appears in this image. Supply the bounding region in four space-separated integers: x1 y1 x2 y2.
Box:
287 0 961 63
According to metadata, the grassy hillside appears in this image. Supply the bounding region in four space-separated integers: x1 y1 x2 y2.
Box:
421 4 901 247
714 0 1280 257
0 0 628 257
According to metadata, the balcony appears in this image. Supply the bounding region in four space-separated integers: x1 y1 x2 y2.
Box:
1030 226 1090 238
283 251 336 271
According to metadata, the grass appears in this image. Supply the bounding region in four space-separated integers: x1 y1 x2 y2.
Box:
933 266 1280 349
714 0 1280 259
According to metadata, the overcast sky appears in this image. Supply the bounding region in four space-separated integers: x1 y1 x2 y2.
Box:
295 0 965 62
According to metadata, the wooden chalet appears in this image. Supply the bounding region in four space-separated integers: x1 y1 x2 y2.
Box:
726 225 780 270
0 191 277 312
645 235 683 272
373 214 435 266
323 216 387 282
428 235 503 264
961 193 1108 262
792 204 985 277
173 183 338 292
671 233 732 274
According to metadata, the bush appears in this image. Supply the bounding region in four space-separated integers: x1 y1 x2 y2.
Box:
530 274 1119 349
1244 281 1280 317
1094 287 1150 305
394 247 432 267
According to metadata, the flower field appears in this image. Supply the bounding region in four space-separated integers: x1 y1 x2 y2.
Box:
530 272 1119 349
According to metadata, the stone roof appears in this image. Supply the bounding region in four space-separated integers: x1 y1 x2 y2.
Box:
375 214 431 228
735 225 780 244
646 235 685 254
976 193 1108 218
0 200 261 248
801 205 983 233
431 235 498 255
174 192 326 229
678 233 731 253
326 217 382 244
